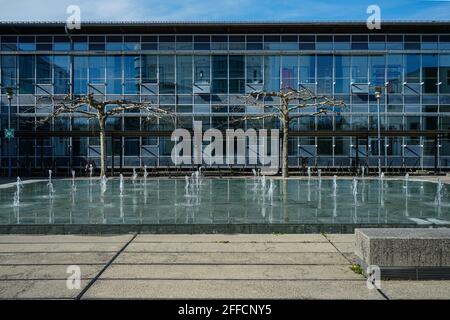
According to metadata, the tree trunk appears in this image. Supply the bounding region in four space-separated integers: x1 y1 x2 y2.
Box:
99 117 107 177
281 117 289 178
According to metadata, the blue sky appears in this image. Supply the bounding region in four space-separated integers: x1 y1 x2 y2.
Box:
0 0 449 21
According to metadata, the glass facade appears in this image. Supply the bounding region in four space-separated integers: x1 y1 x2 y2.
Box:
1 23 450 172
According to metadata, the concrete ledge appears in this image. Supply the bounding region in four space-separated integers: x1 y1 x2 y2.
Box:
1 223 449 235
355 228 450 280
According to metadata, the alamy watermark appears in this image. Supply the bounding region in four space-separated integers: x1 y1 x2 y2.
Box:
66 5 81 30
366 265 381 289
171 121 280 169
66 265 81 290
367 5 381 30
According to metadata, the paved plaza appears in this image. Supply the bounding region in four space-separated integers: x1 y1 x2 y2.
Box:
0 233 449 299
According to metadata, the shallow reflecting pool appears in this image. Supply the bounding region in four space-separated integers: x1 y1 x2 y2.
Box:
0 177 449 225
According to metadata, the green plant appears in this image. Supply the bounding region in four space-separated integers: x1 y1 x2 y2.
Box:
350 264 365 275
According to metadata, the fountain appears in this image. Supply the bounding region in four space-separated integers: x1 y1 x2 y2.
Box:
100 175 107 194
252 168 257 177
71 170 77 192
89 164 93 185
307 167 311 189
435 179 444 207
333 181 337 218
47 170 55 198
307 177 311 201
352 178 358 197
185 176 191 196
318 169 322 189
132 168 138 184
119 174 124 197
361 166 365 178
268 179 275 201
352 178 358 222
143 165 149 182
261 175 266 189
13 177 23 207
2 169 449 228
332 175 337 197
404 173 410 197
377 172 385 206
194 167 202 185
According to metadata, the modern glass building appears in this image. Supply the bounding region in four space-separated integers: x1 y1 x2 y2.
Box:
1 21 450 175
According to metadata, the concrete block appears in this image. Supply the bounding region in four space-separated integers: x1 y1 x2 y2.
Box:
355 228 450 268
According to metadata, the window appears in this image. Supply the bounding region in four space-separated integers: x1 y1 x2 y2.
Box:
264 56 280 91
194 56 210 84
124 138 140 156
317 35 333 50
212 55 228 93
1 36 17 51
422 54 438 94
141 55 157 83
299 55 315 84
74 56 88 94
54 36 70 51
440 55 450 93
246 56 263 84
386 54 402 94
124 36 140 51
54 56 70 94
281 56 298 89
106 56 122 94
194 36 210 50
177 55 192 94
229 55 244 93
36 55 52 84
317 55 333 94
36 36 52 50
351 56 368 83
334 56 350 94
124 55 140 94
89 36 105 51
159 55 175 94
19 55 35 94
106 36 122 51
18 36 35 51
89 56 105 84
370 55 385 86
405 54 420 83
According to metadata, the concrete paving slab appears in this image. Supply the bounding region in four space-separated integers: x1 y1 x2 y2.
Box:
82 279 383 299
0 243 125 253
134 234 327 243
0 280 83 299
330 242 355 253
114 252 349 265
381 280 450 299
100 264 362 280
0 235 133 243
126 242 337 253
0 265 102 280
0 252 114 265
325 234 355 243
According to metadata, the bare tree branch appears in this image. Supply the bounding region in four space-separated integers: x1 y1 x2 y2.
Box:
239 87 346 178
32 93 175 177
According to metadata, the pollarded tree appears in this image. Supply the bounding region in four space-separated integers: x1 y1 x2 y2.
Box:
239 87 345 178
36 93 174 177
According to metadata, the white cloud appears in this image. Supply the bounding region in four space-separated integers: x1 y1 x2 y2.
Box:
0 0 252 21
0 0 446 21
0 0 140 21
